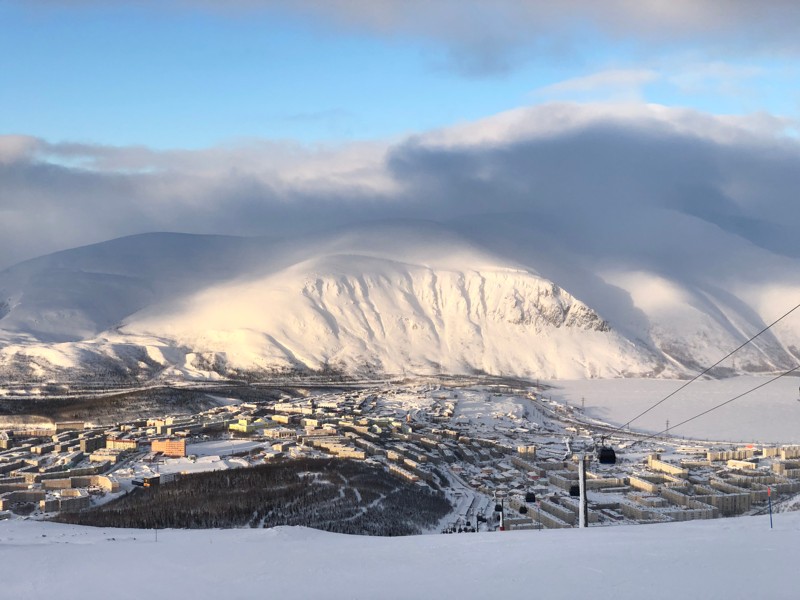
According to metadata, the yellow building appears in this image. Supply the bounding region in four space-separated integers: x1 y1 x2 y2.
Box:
151 438 186 458
229 419 256 433
106 437 138 451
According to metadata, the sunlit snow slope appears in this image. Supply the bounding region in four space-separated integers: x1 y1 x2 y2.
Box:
3 514 799 600
0 220 798 382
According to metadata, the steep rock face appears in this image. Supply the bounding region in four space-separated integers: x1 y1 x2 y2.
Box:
494 281 609 331
298 264 610 335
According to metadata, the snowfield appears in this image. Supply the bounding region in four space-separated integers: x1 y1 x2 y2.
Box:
549 376 800 444
1 512 797 599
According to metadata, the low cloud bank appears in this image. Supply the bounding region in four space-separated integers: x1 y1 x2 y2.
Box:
1 103 798 272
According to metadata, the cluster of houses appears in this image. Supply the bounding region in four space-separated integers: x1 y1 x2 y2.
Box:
0 414 214 516
253 387 800 530
3 383 800 531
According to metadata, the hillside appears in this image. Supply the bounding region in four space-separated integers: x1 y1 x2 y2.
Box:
1 513 797 600
0 219 798 383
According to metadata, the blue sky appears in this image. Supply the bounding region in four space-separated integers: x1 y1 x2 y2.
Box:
1 1 800 268
2 1 798 149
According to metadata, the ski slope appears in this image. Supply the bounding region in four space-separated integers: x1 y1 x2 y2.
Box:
0 512 797 599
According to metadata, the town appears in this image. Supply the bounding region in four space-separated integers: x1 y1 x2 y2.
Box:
1 379 799 532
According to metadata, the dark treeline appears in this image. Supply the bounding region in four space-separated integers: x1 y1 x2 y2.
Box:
0 387 220 423
54 458 452 536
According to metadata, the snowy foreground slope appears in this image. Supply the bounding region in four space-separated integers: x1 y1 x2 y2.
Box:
1 219 799 382
2 513 798 600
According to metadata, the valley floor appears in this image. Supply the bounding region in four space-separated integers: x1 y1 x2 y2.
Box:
549 376 800 443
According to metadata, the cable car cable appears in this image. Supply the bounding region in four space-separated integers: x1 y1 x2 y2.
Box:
614 300 800 433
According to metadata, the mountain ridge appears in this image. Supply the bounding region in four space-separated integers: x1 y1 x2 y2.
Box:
0 220 797 383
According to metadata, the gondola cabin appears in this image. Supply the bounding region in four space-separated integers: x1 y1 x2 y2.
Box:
597 445 617 465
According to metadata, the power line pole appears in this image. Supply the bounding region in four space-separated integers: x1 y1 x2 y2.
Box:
768 486 773 529
666 419 670 436
578 454 588 528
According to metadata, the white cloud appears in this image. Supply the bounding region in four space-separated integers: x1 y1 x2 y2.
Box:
532 69 660 103
182 1 800 48
413 102 795 149
34 138 396 192
1 102 799 271
0 135 40 164
28 1 800 75
667 62 764 95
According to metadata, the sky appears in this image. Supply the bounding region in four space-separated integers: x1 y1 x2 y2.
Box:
1 1 800 268
2 1 799 148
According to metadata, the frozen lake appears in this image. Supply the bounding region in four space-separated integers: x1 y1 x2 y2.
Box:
546 376 800 444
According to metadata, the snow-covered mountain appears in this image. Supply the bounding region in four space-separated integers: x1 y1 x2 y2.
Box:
0 219 798 383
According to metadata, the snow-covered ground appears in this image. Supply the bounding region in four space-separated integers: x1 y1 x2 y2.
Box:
4 377 798 598
113 455 251 484
185 439 266 457
111 440 267 484
452 390 528 427
548 376 800 443
1 512 797 599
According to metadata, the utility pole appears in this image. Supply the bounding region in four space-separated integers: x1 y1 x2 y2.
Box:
768 486 773 529
578 454 588 528
666 419 670 436
581 397 585 411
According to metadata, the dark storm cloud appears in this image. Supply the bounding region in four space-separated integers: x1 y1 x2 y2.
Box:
1 104 799 273
384 108 800 270
0 135 394 269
